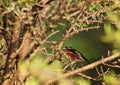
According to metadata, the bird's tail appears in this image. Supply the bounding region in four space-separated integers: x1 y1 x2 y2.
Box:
81 54 90 64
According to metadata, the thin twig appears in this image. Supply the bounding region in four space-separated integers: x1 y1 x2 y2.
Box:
103 63 120 68
44 52 120 85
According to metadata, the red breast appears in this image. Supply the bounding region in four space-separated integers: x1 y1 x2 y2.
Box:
66 50 77 60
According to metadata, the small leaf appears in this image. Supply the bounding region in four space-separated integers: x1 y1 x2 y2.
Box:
104 71 118 85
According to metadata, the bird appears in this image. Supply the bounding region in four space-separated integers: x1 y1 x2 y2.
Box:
64 46 90 64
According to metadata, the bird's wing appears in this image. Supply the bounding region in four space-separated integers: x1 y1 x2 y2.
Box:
69 49 79 57
72 49 90 63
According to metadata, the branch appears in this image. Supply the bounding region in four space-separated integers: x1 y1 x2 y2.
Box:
103 63 120 68
39 30 59 45
1 21 21 85
45 52 120 85
62 52 120 78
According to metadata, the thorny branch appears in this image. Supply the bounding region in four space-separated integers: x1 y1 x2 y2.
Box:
44 52 120 85
0 0 119 85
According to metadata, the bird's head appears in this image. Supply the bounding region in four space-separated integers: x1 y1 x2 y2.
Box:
64 46 72 50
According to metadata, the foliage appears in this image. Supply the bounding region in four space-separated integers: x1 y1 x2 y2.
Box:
0 0 120 85
104 71 119 85
102 9 120 53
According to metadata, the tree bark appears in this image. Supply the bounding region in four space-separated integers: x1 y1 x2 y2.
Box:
1 21 20 85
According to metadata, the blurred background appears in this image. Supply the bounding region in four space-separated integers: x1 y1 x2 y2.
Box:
0 0 120 85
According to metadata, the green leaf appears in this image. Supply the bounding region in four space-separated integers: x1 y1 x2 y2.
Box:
101 23 115 43
75 78 91 85
104 71 118 85
25 76 39 85
118 59 120 62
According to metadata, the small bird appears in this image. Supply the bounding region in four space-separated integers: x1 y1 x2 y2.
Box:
64 46 90 64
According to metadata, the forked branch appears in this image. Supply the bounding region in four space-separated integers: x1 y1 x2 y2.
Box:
45 52 120 85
